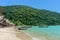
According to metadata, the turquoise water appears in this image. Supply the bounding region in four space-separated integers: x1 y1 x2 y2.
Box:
23 25 60 40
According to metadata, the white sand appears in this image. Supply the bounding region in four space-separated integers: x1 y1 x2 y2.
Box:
0 27 21 40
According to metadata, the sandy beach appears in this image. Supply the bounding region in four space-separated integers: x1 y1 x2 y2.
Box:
0 27 33 40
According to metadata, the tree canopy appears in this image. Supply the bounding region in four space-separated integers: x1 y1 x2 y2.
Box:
0 5 60 26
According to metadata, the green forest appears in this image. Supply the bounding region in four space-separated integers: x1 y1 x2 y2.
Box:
0 5 60 26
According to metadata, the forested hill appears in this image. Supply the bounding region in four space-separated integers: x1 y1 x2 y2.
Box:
1 5 60 26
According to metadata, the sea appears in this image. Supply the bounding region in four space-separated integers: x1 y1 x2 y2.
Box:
22 25 60 40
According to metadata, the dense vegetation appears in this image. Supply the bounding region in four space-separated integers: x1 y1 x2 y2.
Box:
1 5 60 26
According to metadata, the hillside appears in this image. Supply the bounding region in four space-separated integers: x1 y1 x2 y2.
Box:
0 5 60 26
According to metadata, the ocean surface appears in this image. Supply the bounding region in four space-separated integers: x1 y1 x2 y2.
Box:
23 25 60 40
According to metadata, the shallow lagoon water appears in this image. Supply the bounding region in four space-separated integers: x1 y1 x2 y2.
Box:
23 25 60 40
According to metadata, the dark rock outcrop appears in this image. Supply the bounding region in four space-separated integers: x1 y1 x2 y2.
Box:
0 16 15 28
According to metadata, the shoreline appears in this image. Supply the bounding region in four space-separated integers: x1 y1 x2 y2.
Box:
0 26 57 40
16 29 48 40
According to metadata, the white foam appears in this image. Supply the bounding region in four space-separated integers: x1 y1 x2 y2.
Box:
32 37 41 40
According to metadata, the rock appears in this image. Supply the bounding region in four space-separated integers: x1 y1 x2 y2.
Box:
0 16 15 27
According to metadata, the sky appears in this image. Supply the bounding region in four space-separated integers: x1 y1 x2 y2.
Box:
0 0 60 13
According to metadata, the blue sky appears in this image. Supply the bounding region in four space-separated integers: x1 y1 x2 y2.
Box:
0 0 60 12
